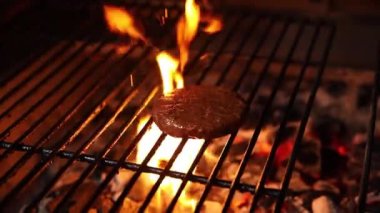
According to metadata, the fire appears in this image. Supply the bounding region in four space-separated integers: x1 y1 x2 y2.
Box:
131 0 224 210
203 15 223 34
137 116 204 211
176 0 201 71
103 5 146 42
156 51 183 95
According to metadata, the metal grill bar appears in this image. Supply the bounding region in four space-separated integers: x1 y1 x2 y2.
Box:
82 14 226 213
0 1 162 183
0 2 343 212
0 37 86 119
0 140 308 196
111 15 267 213
250 22 321 211
129 16 257 210
0 2 175 208
136 15 255 213
0 41 112 183
0 44 152 206
50 12 182 213
0 37 97 144
50 77 158 211
357 44 380 212
214 16 259 86
138 138 188 212
222 21 306 212
165 14 249 212
0 46 140 206
274 25 336 212
194 18 283 212
0 44 137 178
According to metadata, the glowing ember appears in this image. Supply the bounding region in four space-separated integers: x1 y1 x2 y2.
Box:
156 51 183 95
177 0 201 71
103 5 146 42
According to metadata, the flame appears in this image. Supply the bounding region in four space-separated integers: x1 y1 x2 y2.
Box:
177 0 201 71
137 116 204 211
103 5 146 42
203 16 223 34
156 51 184 95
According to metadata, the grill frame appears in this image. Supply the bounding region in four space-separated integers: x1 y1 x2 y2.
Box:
0 0 377 212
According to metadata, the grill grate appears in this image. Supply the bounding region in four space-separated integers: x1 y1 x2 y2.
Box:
0 0 377 212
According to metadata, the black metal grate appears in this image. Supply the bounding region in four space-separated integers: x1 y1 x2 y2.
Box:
0 0 377 212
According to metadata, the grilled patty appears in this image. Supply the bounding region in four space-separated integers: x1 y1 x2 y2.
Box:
152 85 246 139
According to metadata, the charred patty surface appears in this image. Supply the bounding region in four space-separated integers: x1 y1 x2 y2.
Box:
152 85 246 139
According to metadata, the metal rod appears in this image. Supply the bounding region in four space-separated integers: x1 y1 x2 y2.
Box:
0 42 116 184
250 23 319 211
274 24 336 212
137 15 254 212
138 138 189 212
81 14 220 210
110 13 207 209
110 133 168 212
0 26 98 119
215 16 260 86
0 139 335 198
0 42 110 183
357 43 380 211
80 118 155 212
195 14 247 83
52 85 158 212
0 46 149 208
45 3 180 208
221 20 295 212
0 37 95 141
194 18 278 212
165 140 210 212
3 0 153 175
167 16 243 212
24 47 151 208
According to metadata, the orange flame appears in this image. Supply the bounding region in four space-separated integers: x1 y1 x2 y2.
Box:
103 5 146 42
136 116 203 211
156 51 184 95
203 16 223 34
177 0 201 71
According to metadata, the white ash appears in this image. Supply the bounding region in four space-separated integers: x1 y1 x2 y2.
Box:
284 196 310 213
312 196 337 213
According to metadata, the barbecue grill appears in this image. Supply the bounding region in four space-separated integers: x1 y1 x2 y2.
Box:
0 0 379 212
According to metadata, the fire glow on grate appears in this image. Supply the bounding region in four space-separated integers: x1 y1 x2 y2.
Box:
1 0 379 212
103 0 221 211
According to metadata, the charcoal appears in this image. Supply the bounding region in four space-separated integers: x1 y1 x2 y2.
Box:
357 84 373 108
311 115 348 148
326 81 347 97
321 148 347 179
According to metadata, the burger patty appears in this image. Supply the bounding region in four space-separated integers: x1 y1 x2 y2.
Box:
152 85 246 139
